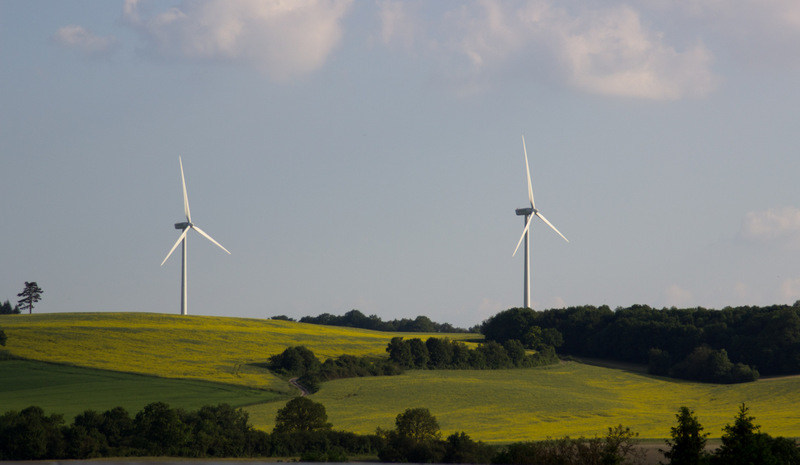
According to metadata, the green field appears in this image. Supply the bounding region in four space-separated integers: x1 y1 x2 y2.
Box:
0 359 281 420
1 312 799 442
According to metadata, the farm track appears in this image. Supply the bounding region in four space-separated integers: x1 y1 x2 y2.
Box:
289 377 310 396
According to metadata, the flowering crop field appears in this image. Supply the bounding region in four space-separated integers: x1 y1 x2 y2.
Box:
2 313 799 442
0 312 469 392
245 363 800 442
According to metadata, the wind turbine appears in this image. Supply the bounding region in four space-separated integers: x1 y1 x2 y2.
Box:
512 135 568 309
161 156 230 315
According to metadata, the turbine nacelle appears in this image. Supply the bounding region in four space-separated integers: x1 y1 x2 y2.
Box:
174 222 191 230
515 207 534 216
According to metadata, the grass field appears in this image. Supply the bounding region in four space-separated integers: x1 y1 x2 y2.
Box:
0 359 281 420
2 313 799 442
243 363 800 442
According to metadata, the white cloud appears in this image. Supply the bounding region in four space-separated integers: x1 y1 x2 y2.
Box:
377 0 419 52
52 25 119 56
781 277 800 301
734 281 750 300
393 1 717 99
665 284 693 307
555 6 716 99
741 206 800 248
123 0 353 81
641 0 800 68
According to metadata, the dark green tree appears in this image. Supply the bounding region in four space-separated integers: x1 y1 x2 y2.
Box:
273 397 332 433
0 406 65 460
648 348 672 375
267 346 321 376
386 337 413 367
481 307 538 343
395 407 440 442
477 340 511 368
711 403 777 465
426 337 455 368
99 406 134 453
407 338 430 368
0 328 6 346
133 402 189 455
442 431 494 464
660 406 709 465
379 408 445 463
184 403 251 457
17 281 43 314
0 300 20 314
66 409 107 458
503 339 528 367
407 315 436 332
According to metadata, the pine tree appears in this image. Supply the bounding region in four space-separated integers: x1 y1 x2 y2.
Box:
17 282 43 314
661 406 709 465
711 403 778 465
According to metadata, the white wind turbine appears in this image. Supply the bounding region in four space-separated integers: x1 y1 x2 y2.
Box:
512 136 568 309
161 157 230 315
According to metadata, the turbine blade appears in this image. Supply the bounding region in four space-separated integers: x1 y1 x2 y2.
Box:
180 156 191 223
522 135 535 209
191 225 231 255
161 228 189 266
535 211 569 243
512 214 534 257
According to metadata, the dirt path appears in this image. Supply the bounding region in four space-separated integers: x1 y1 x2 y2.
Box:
289 377 309 396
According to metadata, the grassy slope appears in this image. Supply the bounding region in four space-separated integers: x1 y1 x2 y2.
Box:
2 313 799 442
261 364 800 442
0 360 281 420
0 312 469 393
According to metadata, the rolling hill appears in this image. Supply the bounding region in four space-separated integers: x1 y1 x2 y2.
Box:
1 313 798 442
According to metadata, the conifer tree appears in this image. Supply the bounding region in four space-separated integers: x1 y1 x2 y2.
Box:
17 282 43 314
661 406 709 465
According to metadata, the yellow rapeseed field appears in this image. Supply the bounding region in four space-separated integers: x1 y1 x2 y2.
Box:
245 363 800 442
3 313 799 442
0 312 469 393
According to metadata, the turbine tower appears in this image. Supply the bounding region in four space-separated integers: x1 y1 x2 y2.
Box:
161 157 230 315
512 136 568 309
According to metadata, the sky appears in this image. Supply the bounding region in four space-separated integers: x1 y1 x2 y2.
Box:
2 0 800 327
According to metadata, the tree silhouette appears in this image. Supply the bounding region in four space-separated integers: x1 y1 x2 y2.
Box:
661 406 709 465
17 282 43 314
273 397 331 433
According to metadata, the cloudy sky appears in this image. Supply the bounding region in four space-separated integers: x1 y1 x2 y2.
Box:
2 0 800 326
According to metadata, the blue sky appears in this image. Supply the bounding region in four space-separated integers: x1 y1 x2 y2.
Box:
2 0 800 326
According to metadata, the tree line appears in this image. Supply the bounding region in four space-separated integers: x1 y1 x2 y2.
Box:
481 304 800 382
4 398 796 463
0 300 20 315
267 337 559 393
294 309 475 333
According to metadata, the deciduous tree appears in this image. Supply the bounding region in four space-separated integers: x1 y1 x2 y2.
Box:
273 397 331 433
395 407 440 442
